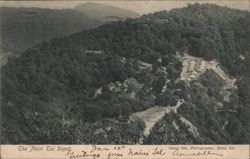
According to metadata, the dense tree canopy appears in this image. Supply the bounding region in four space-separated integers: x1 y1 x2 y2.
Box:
1 4 250 144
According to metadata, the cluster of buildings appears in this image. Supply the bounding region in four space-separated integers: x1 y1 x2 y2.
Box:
177 52 209 81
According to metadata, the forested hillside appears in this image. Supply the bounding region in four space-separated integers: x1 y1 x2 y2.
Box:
0 4 138 67
1 4 249 144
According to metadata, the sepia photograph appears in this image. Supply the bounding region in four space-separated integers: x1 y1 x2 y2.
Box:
0 0 249 146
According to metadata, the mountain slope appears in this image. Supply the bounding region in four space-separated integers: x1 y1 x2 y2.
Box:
0 5 140 67
1 4 249 144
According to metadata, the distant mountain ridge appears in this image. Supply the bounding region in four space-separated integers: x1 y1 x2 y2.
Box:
0 7 101 55
74 2 140 21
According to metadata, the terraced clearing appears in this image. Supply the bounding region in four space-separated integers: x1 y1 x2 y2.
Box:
130 99 184 136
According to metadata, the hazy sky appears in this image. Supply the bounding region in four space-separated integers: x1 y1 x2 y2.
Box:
0 0 249 14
